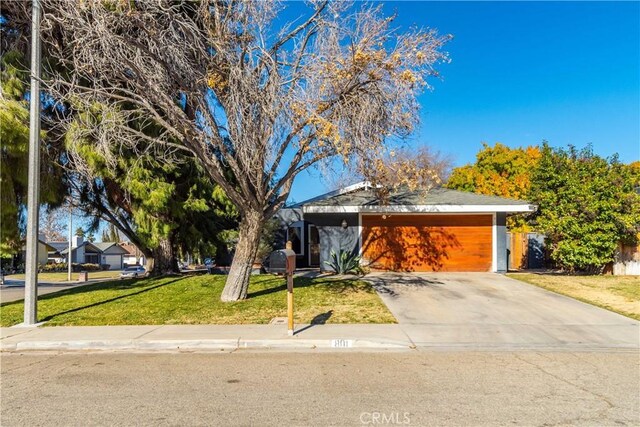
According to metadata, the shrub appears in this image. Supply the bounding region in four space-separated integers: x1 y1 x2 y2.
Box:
531 144 640 272
79 263 101 271
324 249 362 275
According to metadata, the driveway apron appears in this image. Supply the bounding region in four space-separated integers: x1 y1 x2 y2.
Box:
366 272 640 350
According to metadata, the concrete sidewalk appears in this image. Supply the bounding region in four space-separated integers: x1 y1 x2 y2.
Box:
2 322 639 353
1 324 413 352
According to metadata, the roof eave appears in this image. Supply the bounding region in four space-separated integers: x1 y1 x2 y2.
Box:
303 204 537 214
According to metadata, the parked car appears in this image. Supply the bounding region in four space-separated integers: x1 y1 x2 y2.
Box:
120 266 146 279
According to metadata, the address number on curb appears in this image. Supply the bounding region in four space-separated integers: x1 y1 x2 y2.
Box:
331 339 353 348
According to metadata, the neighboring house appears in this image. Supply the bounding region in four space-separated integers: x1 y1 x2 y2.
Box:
94 242 128 270
48 236 127 270
20 240 56 266
119 242 146 267
276 182 536 273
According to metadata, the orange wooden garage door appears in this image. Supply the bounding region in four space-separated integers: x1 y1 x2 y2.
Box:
361 214 493 272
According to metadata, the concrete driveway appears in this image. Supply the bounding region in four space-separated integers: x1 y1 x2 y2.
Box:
366 272 640 350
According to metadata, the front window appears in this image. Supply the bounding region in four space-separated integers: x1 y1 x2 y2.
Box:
85 254 99 264
287 223 304 255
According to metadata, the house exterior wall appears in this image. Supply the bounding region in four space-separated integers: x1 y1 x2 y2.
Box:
304 213 359 272
37 242 49 266
74 245 85 263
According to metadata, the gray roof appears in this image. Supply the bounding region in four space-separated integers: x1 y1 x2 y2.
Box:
60 241 102 255
93 242 128 254
93 242 116 251
302 186 531 207
48 242 69 253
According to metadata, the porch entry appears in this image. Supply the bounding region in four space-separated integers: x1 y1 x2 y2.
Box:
308 224 320 267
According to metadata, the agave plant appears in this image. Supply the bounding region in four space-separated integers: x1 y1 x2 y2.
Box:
324 249 362 275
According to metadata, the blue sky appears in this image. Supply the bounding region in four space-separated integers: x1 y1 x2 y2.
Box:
287 1 640 203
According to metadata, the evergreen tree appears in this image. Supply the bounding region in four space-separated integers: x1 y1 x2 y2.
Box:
1 9 68 255
108 224 119 243
65 103 238 273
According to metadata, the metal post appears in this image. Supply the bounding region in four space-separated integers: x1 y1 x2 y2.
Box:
24 0 41 325
287 273 294 336
67 205 72 281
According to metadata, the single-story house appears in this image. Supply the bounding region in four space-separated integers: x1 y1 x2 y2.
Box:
51 236 128 270
276 182 536 273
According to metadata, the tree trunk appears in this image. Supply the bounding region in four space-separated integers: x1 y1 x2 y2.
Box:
221 210 263 302
150 235 179 275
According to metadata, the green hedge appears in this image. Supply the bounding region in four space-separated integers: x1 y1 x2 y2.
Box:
40 263 106 272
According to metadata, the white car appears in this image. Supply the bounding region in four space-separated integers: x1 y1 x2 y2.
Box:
120 266 146 279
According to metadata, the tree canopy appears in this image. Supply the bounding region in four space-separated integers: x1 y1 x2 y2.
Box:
446 143 540 230
530 144 640 272
0 49 67 255
39 0 451 300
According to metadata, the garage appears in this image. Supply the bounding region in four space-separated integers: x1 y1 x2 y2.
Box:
361 214 493 272
94 242 128 270
102 254 123 270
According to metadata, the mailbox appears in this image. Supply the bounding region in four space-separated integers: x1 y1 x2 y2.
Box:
266 249 296 275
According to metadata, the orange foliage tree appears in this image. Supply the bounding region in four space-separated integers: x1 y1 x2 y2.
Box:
446 143 541 230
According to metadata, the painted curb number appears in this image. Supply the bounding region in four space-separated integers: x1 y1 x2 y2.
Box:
331 339 353 348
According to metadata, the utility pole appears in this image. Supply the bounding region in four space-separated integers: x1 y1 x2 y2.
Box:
68 204 72 282
24 0 41 325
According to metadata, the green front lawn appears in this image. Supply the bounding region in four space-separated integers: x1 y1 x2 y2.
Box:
5 271 121 282
507 273 640 320
0 275 396 326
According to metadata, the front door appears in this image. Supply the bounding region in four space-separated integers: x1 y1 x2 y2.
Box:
308 225 320 267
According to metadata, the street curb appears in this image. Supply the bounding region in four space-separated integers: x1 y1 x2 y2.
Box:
0 338 412 352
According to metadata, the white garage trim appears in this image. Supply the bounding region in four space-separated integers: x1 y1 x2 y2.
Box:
491 213 497 273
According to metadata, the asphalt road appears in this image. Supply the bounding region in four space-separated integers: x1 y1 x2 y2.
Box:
2 351 638 426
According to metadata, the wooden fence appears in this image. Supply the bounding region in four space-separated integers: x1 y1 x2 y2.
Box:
507 232 546 271
612 242 640 275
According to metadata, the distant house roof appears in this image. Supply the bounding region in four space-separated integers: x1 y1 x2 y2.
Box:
94 242 128 254
294 182 536 214
59 241 102 255
48 242 69 253
22 240 58 253
119 242 141 256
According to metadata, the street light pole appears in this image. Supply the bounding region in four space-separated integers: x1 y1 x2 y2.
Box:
68 204 72 282
24 0 42 325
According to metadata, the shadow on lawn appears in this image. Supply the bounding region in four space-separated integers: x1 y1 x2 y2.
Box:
38 277 187 322
0 277 180 309
247 277 365 299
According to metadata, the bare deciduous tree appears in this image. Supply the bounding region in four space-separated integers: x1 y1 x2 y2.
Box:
39 206 66 242
39 0 451 301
